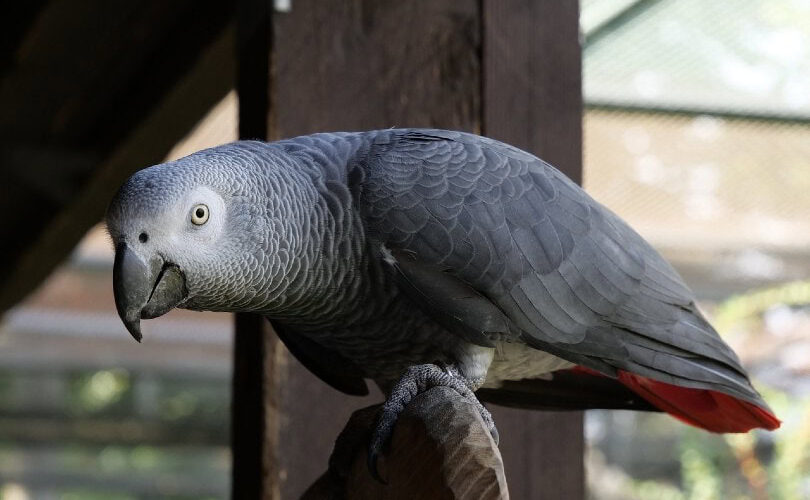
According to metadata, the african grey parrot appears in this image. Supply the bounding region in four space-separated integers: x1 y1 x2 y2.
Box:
106 129 779 474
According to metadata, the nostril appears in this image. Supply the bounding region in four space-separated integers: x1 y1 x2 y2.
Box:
139 232 148 243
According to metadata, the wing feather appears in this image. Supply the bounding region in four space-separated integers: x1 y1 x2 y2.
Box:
358 129 768 409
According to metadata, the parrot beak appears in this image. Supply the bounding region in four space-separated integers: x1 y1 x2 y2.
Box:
113 242 187 342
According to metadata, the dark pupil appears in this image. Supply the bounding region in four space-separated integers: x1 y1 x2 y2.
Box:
139 232 148 243
195 207 205 218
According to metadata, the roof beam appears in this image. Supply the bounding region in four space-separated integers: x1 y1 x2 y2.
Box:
0 25 235 314
582 0 662 47
587 101 810 125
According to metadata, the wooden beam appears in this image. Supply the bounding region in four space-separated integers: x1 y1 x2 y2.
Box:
231 315 282 499
251 1 586 496
270 1 481 497
0 1 236 305
483 1 585 498
0 25 236 313
272 0 481 137
483 0 583 181
0 0 47 78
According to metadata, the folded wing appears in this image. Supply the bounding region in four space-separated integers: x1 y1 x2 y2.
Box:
360 129 778 432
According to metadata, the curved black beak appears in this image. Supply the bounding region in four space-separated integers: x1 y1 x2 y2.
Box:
113 243 187 342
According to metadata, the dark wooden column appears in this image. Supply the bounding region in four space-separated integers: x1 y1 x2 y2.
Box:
483 1 585 499
233 0 584 497
270 2 481 497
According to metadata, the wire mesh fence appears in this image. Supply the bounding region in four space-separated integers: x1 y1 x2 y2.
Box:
582 1 810 498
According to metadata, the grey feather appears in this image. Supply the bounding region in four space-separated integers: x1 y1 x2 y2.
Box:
359 129 766 406
385 248 505 348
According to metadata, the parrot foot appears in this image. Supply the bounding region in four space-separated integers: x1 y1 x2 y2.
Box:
367 363 498 483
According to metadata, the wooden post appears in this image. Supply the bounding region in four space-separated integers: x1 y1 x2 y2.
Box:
270 2 481 497
483 2 585 498
232 0 585 497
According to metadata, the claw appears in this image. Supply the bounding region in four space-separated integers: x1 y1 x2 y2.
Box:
366 363 498 483
366 447 387 485
367 401 399 483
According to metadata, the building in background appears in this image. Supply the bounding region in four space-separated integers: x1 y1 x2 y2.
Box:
582 1 810 499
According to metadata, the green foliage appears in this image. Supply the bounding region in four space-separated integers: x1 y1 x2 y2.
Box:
767 398 810 500
630 478 686 500
713 281 810 339
592 281 810 499
69 369 131 415
680 431 727 500
59 490 137 500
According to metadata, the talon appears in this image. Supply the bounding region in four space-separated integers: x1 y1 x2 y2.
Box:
367 401 400 482
367 363 497 482
490 423 500 445
367 447 387 485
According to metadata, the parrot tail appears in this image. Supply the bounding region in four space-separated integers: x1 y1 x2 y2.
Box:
573 366 781 432
615 371 780 432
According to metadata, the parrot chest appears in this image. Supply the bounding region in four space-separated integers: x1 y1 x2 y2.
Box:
284 286 573 387
294 292 464 383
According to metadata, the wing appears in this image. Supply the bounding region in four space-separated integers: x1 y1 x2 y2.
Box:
358 129 766 409
384 246 506 348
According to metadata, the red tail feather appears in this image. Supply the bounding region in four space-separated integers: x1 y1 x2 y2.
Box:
573 366 781 432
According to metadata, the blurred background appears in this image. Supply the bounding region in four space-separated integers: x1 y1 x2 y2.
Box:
1 0 808 498
582 1 810 499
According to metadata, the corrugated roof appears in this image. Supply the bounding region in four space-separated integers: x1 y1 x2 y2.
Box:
583 0 810 118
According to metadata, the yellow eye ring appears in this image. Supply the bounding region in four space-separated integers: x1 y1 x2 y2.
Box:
191 204 209 225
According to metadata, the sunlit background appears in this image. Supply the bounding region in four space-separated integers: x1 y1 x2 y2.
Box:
1 1 809 498
582 1 810 499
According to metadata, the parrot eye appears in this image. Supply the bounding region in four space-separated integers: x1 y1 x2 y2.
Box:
191 204 209 225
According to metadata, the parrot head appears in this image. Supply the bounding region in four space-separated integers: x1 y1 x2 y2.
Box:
105 142 303 342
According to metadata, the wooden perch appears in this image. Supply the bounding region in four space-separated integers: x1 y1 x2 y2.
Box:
302 386 509 499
